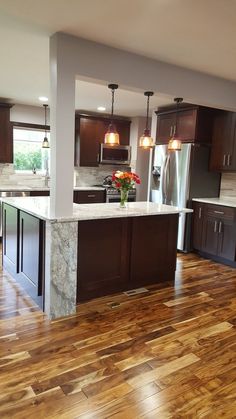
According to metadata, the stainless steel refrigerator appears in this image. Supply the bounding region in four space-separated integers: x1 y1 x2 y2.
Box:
148 143 221 251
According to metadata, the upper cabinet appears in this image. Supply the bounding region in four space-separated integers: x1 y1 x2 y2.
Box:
209 111 236 172
75 114 131 167
156 105 216 144
0 103 13 163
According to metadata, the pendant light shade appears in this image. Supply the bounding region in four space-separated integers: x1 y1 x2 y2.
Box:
168 97 183 152
42 104 50 149
139 91 154 148
104 84 120 145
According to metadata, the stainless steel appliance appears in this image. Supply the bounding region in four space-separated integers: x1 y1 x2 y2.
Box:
106 187 136 203
0 191 30 237
150 144 221 251
100 144 131 165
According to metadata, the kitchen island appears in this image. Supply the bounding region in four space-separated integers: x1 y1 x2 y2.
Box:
2 197 192 319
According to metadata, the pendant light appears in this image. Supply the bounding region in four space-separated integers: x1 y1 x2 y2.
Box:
168 97 183 151
104 84 119 145
42 104 50 148
139 91 154 148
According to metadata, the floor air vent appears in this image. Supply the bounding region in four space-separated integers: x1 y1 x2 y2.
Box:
124 287 149 296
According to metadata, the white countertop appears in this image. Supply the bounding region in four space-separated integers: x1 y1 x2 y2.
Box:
1 197 192 222
0 186 105 192
193 197 236 208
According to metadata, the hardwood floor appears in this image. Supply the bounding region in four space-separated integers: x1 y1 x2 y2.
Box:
0 252 236 418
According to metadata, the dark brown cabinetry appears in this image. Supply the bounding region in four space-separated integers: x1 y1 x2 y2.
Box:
2 204 45 308
0 103 13 163
75 114 131 167
2 203 18 273
77 214 178 301
156 105 215 145
192 201 236 265
73 189 105 204
209 111 236 172
30 191 50 197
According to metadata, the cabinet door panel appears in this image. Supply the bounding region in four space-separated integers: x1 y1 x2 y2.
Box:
130 215 178 285
177 109 197 141
210 112 236 171
79 118 100 167
218 220 236 261
2 204 18 272
156 114 174 143
0 106 13 163
19 211 41 293
202 216 218 255
192 202 204 250
77 218 130 301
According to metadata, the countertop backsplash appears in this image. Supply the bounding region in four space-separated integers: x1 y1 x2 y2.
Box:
0 163 131 189
220 172 236 199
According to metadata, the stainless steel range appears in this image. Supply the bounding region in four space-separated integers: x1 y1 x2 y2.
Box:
106 187 136 203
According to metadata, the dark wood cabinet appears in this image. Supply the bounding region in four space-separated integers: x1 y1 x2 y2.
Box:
0 103 13 163
73 189 105 204
130 215 178 285
209 111 236 172
192 201 204 250
75 114 131 167
77 214 178 301
77 218 130 301
2 205 45 308
192 201 236 264
2 203 18 273
156 105 215 145
30 191 50 197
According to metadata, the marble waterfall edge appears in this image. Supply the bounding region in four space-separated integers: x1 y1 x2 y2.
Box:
44 220 78 319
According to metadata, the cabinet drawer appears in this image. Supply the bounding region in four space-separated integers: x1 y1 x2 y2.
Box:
206 205 235 221
74 190 105 204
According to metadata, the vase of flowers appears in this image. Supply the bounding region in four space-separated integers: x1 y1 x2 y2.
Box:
112 171 141 208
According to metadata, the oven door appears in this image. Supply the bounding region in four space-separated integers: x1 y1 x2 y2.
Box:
106 193 136 203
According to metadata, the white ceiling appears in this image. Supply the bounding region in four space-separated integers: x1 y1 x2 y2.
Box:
0 0 235 115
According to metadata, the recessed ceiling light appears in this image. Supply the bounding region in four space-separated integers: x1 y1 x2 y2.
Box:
97 106 106 111
38 96 48 102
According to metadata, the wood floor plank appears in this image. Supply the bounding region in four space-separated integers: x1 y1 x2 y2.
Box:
0 251 236 417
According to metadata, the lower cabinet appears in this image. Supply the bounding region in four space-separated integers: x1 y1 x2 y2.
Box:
192 202 236 264
77 214 178 301
73 190 105 204
2 204 45 308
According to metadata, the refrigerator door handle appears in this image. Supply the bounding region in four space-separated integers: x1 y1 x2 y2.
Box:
163 154 170 204
161 155 167 203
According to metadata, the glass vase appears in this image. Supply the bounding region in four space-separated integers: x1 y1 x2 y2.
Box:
120 189 129 208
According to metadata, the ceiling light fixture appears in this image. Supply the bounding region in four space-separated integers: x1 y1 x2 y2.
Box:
97 106 106 111
104 84 119 145
39 96 48 102
168 97 183 152
42 104 50 148
139 91 154 148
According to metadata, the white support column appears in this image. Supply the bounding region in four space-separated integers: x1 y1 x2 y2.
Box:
49 36 75 218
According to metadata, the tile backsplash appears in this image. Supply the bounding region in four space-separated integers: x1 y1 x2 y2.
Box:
0 163 130 188
220 172 236 199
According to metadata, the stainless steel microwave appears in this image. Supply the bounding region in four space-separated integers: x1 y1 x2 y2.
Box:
100 144 131 165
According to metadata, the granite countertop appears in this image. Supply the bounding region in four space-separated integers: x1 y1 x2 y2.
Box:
0 186 105 192
1 197 192 223
192 197 236 208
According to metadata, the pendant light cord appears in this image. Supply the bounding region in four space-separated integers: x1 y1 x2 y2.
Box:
146 94 150 129
174 98 183 136
44 104 48 138
111 88 114 121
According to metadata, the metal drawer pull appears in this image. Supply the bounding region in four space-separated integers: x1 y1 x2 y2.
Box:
87 194 96 198
223 154 226 166
218 221 222 233
214 221 218 233
199 207 202 219
227 154 231 166
213 210 224 215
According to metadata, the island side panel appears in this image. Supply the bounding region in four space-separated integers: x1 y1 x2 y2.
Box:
44 220 78 319
130 214 179 285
